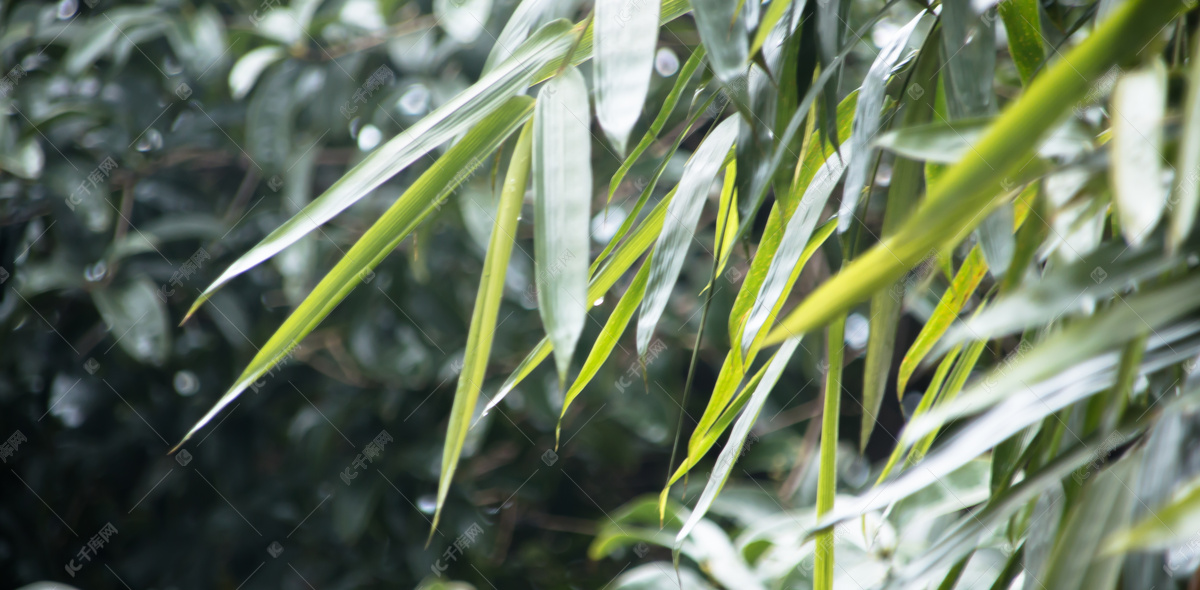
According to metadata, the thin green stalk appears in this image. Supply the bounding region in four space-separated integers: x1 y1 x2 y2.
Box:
815 313 846 590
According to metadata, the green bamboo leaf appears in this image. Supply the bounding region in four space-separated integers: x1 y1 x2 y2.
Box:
680 217 834 474
730 91 858 350
183 19 576 322
874 342 961 484
895 245 987 397
765 0 1187 347
534 65 592 383
873 117 992 163
1041 458 1138 590
594 0 661 155
750 0 794 57
861 31 939 450
483 191 675 413
1170 34 1200 253
713 161 739 278
92 278 171 366
997 0 1044 85
907 333 988 465
814 314 846 590
838 10 933 233
482 0 559 73
637 116 739 357
431 120 534 539
940 0 995 119
607 45 705 202
557 258 652 446
739 147 849 359
673 337 802 550
173 96 536 449
691 0 748 83
1111 57 1168 247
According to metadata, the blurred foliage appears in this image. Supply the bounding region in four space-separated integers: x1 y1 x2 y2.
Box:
6 0 1200 589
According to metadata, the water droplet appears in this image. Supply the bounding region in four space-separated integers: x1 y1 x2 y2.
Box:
348 117 362 139
357 124 382 151
135 128 163 152
133 336 154 357
416 495 437 514
84 260 107 282
173 370 200 396
593 297 604 307
397 84 430 116
654 48 679 77
56 0 77 19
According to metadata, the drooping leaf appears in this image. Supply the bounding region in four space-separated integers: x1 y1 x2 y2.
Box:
533 65 592 383
1110 57 1168 247
895 245 988 397
92 278 171 366
636 116 738 357
714 161 739 278
484 190 675 413
594 0 661 154
939 1 995 120
174 96 536 448
673 337 802 551
861 30 940 449
607 45 706 202
557 258 651 446
184 20 576 321
691 0 748 83
740 147 850 358
431 120 534 538
838 10 933 233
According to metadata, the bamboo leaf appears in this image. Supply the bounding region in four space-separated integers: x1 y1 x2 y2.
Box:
895 245 988 397
765 0 1186 347
997 0 1044 85
838 10 932 233
1105 468 1200 553
714 161 739 277
183 20 576 321
435 0 493 44
534 65 592 383
691 0 748 83
557 258 652 446
740 147 850 358
1111 57 1168 247
607 45 705 202
484 190 675 413
594 0 661 155
228 45 286 101
750 0 795 57
173 96 536 449
673 337 802 551
637 116 739 357
1170 34 1200 253
431 120 535 538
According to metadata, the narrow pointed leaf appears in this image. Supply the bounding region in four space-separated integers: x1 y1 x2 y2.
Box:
838 11 932 233
691 0 748 83
431 120 534 537
184 20 575 321
534 65 592 382
673 337 802 550
594 0 661 155
815 314 846 590
895 245 987 397
607 45 705 202
741 147 850 358
1105 472 1200 553
1170 34 1200 253
637 116 738 357
173 96 535 448
558 258 651 445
